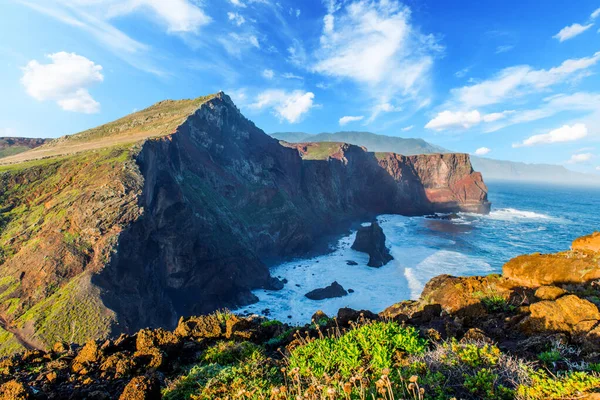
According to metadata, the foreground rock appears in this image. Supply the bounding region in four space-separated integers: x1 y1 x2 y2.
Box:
305 281 348 300
351 222 394 267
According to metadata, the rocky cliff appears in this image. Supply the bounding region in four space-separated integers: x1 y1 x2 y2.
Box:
0 93 489 354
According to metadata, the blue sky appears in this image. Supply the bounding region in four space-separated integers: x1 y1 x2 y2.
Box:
1 0 600 173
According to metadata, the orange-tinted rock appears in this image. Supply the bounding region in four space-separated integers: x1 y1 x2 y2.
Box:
503 253 600 287
534 286 567 301
0 380 31 400
74 340 101 365
119 375 161 400
522 295 600 335
174 315 222 339
573 232 600 253
419 274 514 318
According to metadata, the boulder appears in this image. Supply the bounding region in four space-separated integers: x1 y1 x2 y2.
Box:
351 222 393 267
503 253 600 287
336 308 379 325
0 380 31 400
521 295 600 335
305 282 348 300
573 232 600 253
534 286 567 301
119 375 161 400
174 315 222 339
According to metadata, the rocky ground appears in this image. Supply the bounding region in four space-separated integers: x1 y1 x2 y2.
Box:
0 232 599 399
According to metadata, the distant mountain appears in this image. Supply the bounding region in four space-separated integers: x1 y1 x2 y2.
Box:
0 137 49 159
271 131 600 186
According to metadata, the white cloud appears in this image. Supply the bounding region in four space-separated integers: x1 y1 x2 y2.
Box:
593 8 600 19
282 72 303 80
425 109 512 131
228 0 246 7
596 166 600 171
513 123 588 147
495 45 514 54
483 92 600 133
107 0 211 33
455 67 470 78
339 116 364 126
21 52 103 113
219 33 260 56
554 23 594 42
227 12 245 26
567 153 594 164
401 125 414 131
0 128 18 137
251 90 315 123
449 52 600 109
313 0 440 121
474 147 491 156
262 69 274 79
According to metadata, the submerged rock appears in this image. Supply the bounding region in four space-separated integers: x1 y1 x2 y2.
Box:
305 281 348 300
351 222 393 268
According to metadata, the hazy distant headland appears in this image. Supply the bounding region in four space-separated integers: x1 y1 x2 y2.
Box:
272 131 600 186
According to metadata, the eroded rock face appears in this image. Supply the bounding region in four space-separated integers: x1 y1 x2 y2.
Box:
521 295 600 335
351 222 393 267
503 252 600 287
573 232 600 253
305 282 348 300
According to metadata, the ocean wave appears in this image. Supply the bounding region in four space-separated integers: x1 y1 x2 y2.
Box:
462 208 562 223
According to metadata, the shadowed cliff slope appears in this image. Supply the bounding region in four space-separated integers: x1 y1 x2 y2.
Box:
0 138 49 159
0 93 489 354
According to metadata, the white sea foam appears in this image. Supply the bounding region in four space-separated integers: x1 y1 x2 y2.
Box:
237 215 494 325
486 208 556 221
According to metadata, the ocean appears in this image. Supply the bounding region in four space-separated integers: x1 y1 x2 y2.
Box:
237 181 600 324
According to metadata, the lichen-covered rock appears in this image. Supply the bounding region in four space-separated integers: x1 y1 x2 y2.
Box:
522 295 600 335
0 380 31 400
351 222 394 267
174 315 222 339
534 286 567 301
119 375 161 400
573 232 600 253
503 252 600 287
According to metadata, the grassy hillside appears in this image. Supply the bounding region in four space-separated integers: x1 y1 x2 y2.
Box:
0 94 220 355
0 95 217 166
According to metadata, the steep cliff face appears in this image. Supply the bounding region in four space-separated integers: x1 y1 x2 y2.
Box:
0 93 490 352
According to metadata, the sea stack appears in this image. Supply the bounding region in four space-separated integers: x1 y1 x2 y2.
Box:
351 222 394 268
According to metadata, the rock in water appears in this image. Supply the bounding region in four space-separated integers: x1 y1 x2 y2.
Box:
305 282 348 300
351 222 394 267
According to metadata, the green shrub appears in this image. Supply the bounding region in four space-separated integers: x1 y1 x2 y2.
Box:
260 320 283 328
517 370 600 399
463 368 514 400
202 341 260 365
537 350 562 365
287 321 427 378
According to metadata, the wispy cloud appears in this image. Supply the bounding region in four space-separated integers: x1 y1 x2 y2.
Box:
513 123 588 147
495 45 514 54
339 116 364 126
312 0 441 122
401 125 414 131
250 90 315 123
446 51 600 109
425 110 513 131
474 147 491 156
554 23 594 42
567 152 594 164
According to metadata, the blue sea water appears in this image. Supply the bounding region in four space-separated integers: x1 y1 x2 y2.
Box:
238 182 600 324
